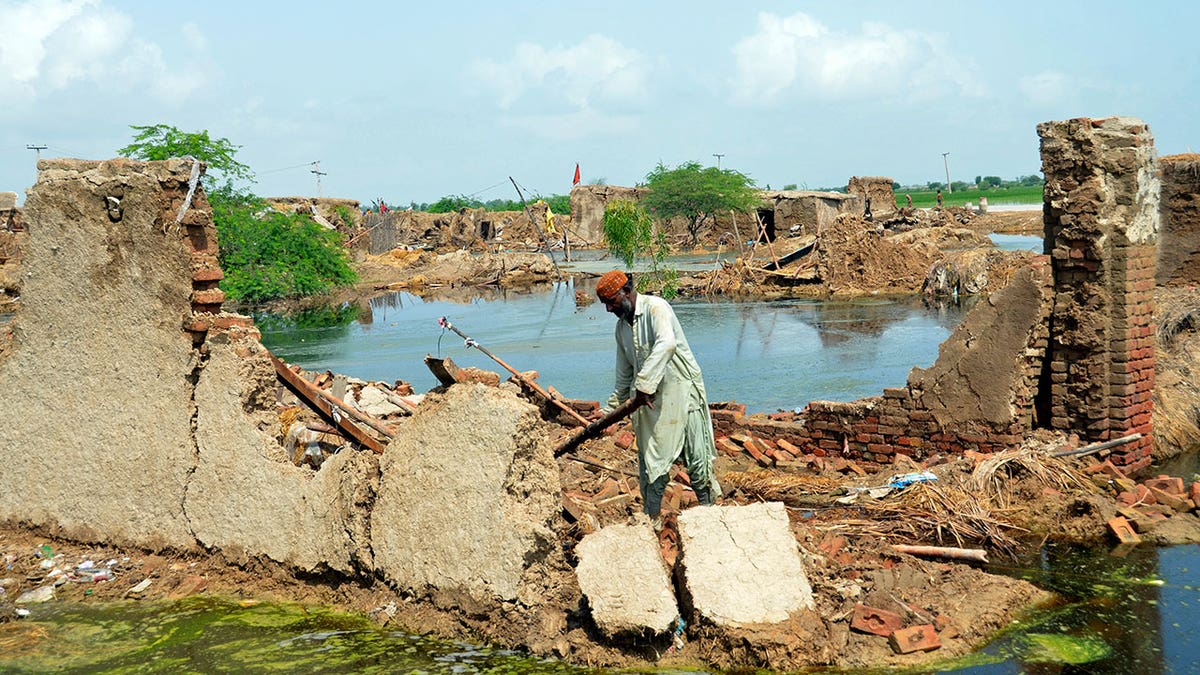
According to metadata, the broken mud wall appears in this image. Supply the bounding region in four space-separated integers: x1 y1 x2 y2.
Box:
573 184 858 245
266 196 362 228
569 184 646 246
0 159 212 548
760 190 859 238
372 384 563 612
712 259 1054 460
0 159 568 607
847 176 897 219
1156 154 1200 286
1039 117 1158 473
361 203 571 255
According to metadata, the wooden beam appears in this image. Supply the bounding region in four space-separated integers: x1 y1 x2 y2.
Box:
271 354 388 454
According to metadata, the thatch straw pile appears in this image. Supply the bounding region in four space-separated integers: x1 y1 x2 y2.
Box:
723 445 1099 559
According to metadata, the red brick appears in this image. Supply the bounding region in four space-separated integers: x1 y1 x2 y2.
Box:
212 314 254 330
192 288 226 305
168 575 208 599
1148 487 1190 512
191 266 224 282
614 430 635 450
741 438 773 466
777 439 803 456
888 625 941 654
1144 475 1185 496
851 604 903 636
716 437 743 457
1107 516 1142 545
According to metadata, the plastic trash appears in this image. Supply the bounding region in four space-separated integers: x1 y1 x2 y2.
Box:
16 585 55 604
887 471 938 489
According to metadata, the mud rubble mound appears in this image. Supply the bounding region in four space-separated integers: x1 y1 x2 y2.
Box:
357 249 558 293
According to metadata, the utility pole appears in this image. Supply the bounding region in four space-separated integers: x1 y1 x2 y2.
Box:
310 161 327 197
713 153 725 170
942 152 952 194
27 144 47 162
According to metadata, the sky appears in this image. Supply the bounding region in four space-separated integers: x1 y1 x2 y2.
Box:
2 1 1197 207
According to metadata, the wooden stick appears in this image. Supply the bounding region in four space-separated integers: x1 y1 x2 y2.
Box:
891 544 989 563
271 354 388 454
554 396 645 456
1049 433 1142 458
438 317 589 427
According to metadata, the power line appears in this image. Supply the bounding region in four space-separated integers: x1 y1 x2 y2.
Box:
26 144 47 161
259 161 318 176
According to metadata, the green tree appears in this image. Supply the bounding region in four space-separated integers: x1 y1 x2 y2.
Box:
118 124 253 193
118 125 356 303
641 161 760 247
213 193 356 303
601 199 677 298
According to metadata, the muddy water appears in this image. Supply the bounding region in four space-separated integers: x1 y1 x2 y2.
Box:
259 282 974 414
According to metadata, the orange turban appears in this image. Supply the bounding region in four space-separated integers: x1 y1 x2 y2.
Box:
595 270 628 300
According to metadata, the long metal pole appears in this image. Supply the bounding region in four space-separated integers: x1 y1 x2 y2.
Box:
942 152 952 194
438 317 589 426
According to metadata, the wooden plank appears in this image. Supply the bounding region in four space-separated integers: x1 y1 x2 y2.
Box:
271 354 387 454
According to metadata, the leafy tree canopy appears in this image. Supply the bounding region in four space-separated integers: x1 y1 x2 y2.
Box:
118 124 254 192
118 124 354 303
641 161 760 245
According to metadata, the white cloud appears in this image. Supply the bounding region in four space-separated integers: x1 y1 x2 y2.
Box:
1019 70 1072 107
731 12 984 104
0 0 207 105
470 34 648 110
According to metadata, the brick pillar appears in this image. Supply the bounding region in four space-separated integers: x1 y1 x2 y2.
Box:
1157 154 1200 286
1038 117 1159 473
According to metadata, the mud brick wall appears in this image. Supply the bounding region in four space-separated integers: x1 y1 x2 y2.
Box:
1038 117 1159 473
1157 154 1200 287
846 176 897 218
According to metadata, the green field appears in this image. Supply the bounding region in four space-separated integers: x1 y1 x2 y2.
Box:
895 185 1042 209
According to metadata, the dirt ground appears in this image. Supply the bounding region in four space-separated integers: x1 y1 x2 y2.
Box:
12 410 1197 670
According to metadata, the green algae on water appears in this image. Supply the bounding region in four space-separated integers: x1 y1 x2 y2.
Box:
1020 632 1112 665
0 597 591 674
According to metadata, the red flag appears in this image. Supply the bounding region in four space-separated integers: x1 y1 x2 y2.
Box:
572 163 580 186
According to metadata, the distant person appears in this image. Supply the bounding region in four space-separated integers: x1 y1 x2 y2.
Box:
936 190 944 208
905 193 913 208
864 197 873 221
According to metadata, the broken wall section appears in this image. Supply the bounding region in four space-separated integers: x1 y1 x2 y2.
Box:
1157 154 1200 287
847 176 897 219
1039 117 1158 473
712 258 1054 461
0 159 207 548
0 192 24 313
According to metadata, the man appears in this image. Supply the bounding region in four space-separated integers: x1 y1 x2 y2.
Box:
595 270 720 527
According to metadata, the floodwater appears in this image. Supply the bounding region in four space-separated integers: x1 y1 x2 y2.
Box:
259 281 974 414
989 233 1042 252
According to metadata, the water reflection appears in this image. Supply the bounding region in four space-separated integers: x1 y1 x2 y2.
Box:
259 282 974 413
